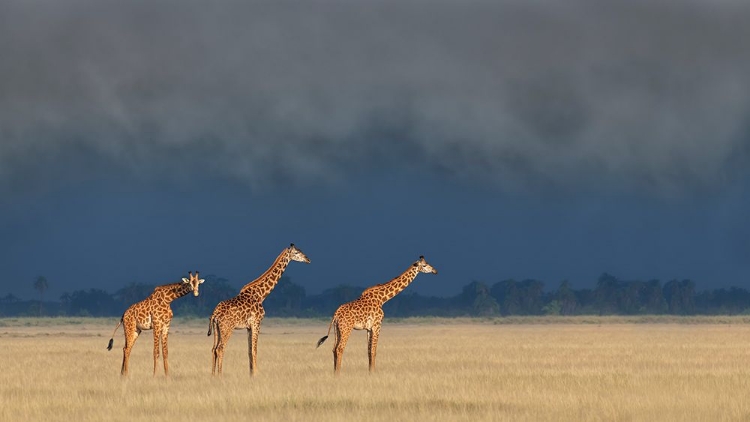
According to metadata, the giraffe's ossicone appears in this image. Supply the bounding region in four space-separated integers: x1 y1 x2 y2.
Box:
107 271 204 376
317 256 437 374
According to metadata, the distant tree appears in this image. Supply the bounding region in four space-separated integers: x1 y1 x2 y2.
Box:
554 280 578 315
542 300 562 315
619 280 643 315
265 277 306 316
472 294 500 316
195 275 237 315
1 293 20 304
491 279 521 315
594 273 620 315
459 281 499 316
663 279 695 315
33 276 49 316
518 279 545 315
726 287 749 314
304 285 363 315
489 279 546 315
115 282 156 306
574 288 596 314
639 279 666 314
69 289 118 317
385 292 455 317
59 292 72 316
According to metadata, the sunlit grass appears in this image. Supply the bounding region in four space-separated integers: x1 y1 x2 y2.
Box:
1 318 750 421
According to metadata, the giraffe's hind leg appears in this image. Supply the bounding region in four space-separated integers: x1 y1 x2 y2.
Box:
211 321 219 375
121 324 140 376
333 322 352 375
367 323 381 373
216 324 234 375
152 323 162 376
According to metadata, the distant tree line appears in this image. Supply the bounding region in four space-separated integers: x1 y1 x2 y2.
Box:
2 273 750 317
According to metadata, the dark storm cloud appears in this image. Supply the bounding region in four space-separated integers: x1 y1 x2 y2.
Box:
1 0 749 194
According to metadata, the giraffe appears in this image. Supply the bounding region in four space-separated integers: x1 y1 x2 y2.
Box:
208 243 310 376
317 256 437 374
107 271 205 376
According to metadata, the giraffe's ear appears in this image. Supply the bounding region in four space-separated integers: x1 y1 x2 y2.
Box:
199 279 205 284
182 278 190 283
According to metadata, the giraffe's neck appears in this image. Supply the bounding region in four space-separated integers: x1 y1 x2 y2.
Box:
361 266 420 305
239 249 291 301
153 282 192 304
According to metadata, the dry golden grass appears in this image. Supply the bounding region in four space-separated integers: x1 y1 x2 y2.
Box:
1 317 750 421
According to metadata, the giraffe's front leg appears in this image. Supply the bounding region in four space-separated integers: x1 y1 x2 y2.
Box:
152 324 162 376
247 326 255 375
248 321 261 376
161 324 170 376
367 323 381 373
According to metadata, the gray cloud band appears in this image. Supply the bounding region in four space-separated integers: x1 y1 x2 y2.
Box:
1 0 749 195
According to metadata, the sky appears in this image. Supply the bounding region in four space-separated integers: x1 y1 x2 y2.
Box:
2 0 750 300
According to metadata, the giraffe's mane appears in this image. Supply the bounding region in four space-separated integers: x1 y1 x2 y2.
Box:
239 274 267 292
148 281 190 298
360 267 415 297
359 266 420 297
361 283 387 296
239 248 288 293
153 282 183 292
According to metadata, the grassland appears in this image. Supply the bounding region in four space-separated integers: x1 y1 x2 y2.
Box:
1 317 750 421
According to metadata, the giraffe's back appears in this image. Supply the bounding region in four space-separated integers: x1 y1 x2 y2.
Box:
124 296 174 331
335 297 383 330
212 293 264 329
124 300 154 330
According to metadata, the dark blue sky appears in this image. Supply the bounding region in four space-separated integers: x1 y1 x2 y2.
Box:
2 1 750 300
4 169 750 299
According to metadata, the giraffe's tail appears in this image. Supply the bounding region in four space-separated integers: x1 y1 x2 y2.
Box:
316 316 335 348
107 317 123 351
207 316 214 337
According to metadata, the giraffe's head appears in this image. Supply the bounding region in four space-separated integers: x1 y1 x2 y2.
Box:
413 256 438 274
288 243 311 264
182 271 205 296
